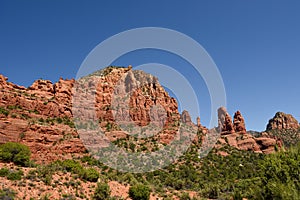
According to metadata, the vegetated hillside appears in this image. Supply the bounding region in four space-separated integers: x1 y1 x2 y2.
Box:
0 140 299 199
0 66 299 199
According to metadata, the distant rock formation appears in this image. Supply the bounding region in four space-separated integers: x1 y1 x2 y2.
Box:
264 112 300 147
233 111 246 134
217 107 227 132
196 116 201 128
266 112 299 130
180 110 192 125
216 107 282 154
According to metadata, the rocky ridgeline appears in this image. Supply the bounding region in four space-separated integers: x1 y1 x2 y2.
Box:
0 66 299 163
0 66 183 162
0 74 85 163
266 112 300 130
73 66 180 146
264 112 300 147
217 107 283 154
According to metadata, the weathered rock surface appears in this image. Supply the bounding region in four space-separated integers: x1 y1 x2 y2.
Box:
73 66 180 144
233 110 246 134
180 110 193 125
217 108 281 154
1 69 297 163
222 113 235 135
266 112 299 130
217 107 227 132
0 66 181 162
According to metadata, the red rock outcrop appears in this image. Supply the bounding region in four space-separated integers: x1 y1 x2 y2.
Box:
0 66 181 162
196 117 201 128
216 108 280 154
266 112 299 130
222 113 235 135
1 68 294 163
0 74 89 163
73 67 180 144
180 110 193 125
217 107 227 132
233 110 246 134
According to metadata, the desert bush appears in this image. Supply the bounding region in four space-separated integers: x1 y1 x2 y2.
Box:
6 169 23 180
0 142 31 166
0 167 23 181
59 159 84 174
180 192 191 200
0 107 9 117
93 182 110 200
0 168 9 177
129 184 150 200
0 188 16 200
81 168 100 182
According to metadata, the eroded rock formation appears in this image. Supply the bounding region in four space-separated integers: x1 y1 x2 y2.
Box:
233 111 246 134
0 66 181 162
266 112 299 130
216 108 282 154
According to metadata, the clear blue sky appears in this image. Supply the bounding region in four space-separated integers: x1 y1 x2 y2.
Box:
1 0 300 131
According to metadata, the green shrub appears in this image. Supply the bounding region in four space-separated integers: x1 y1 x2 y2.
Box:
129 184 150 200
180 192 191 200
258 143 300 199
0 168 23 181
60 159 84 174
0 168 9 177
7 169 23 180
0 107 9 117
0 188 16 200
61 194 76 200
56 159 100 182
0 142 31 166
93 182 110 200
81 168 100 182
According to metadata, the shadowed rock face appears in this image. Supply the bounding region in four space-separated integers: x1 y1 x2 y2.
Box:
217 107 227 132
180 110 192 125
266 112 300 130
217 107 234 135
222 113 235 135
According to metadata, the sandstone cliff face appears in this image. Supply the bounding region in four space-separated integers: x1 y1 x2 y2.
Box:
266 112 300 130
0 67 181 162
73 66 180 145
0 74 85 163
